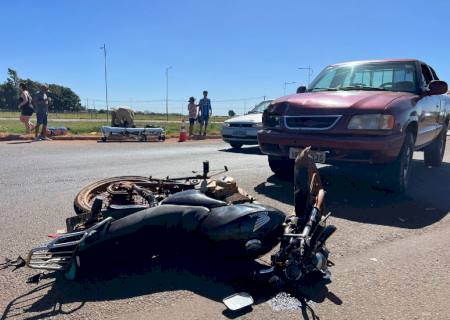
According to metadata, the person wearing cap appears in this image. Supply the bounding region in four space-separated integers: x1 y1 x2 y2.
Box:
187 96 198 137
33 84 51 141
198 90 212 136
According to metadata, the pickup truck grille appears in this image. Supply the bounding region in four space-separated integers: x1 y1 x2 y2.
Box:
284 115 341 130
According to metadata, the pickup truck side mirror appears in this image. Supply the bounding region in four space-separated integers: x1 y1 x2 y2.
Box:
296 86 307 94
428 80 448 95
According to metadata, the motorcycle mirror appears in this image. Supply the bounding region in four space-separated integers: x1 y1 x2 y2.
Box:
203 161 210 177
223 292 254 311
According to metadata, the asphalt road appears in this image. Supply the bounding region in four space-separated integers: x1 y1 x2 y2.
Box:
0 139 449 320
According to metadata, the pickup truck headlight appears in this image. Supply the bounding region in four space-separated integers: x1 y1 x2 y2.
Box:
348 114 394 130
223 122 231 127
252 122 263 128
264 115 281 128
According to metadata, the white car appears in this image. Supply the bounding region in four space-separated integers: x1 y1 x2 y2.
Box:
221 100 273 149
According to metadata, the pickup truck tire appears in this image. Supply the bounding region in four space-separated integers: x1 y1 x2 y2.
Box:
423 129 446 167
268 157 294 179
384 131 414 193
230 142 243 149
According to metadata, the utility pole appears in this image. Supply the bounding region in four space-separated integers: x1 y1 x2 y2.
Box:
100 44 109 123
283 81 296 95
165 66 172 122
298 66 313 86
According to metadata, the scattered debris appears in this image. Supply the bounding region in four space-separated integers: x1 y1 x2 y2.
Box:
0 256 26 271
268 292 303 311
27 273 44 284
369 258 378 262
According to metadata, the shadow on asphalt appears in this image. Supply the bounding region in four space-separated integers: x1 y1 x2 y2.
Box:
6 141 32 144
1 255 339 320
218 145 263 155
254 159 450 229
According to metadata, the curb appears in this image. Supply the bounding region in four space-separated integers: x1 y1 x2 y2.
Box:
0 134 222 142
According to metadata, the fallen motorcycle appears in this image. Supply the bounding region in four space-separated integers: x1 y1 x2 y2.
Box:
20 148 336 310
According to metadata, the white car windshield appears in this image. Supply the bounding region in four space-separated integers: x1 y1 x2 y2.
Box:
248 100 273 114
309 62 418 93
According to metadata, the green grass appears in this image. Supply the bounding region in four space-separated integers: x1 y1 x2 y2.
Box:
0 111 228 122
0 119 222 136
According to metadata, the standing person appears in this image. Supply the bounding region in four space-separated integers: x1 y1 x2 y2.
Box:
34 84 51 141
187 96 198 137
18 83 35 133
198 90 212 137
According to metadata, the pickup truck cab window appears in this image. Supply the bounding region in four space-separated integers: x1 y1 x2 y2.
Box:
309 62 418 93
420 64 433 87
429 66 439 80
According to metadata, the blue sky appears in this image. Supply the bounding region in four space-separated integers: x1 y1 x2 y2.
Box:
1 0 449 114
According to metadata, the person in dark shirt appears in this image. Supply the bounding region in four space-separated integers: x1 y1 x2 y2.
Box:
34 84 51 141
198 90 212 136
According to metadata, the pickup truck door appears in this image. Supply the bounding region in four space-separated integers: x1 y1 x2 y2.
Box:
415 64 440 146
439 95 449 132
416 95 440 146
429 65 447 137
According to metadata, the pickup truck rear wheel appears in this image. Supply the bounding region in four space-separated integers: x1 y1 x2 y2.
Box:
268 157 294 179
423 129 447 167
384 132 414 193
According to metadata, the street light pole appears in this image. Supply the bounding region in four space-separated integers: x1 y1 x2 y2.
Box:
283 81 296 95
100 44 109 123
165 66 172 122
298 66 314 86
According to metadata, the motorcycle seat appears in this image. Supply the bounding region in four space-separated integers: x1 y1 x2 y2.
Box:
161 190 227 209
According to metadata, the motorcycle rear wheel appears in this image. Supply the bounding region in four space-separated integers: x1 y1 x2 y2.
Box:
73 176 151 215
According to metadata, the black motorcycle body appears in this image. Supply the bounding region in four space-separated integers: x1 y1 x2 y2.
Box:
80 193 285 260
26 155 336 295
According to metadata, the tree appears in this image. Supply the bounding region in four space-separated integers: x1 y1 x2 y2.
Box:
228 110 236 117
0 68 83 112
6 68 19 87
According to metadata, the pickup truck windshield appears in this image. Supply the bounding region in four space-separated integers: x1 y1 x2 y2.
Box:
309 62 418 93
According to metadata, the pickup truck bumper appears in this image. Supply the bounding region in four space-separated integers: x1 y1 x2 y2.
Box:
257 129 405 164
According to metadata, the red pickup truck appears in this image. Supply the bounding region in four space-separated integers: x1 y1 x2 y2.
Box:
258 59 449 192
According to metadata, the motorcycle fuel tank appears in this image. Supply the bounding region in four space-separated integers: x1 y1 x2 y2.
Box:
200 203 286 257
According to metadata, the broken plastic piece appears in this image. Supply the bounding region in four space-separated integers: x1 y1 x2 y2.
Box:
223 292 254 311
27 273 43 284
1 256 26 271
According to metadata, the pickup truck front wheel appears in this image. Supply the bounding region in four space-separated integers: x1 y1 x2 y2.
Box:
384 132 414 193
423 128 447 167
268 156 294 179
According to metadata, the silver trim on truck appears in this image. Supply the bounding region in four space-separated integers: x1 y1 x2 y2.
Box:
284 115 342 130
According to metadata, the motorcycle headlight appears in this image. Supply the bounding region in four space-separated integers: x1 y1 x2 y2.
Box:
347 114 394 130
223 122 231 127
